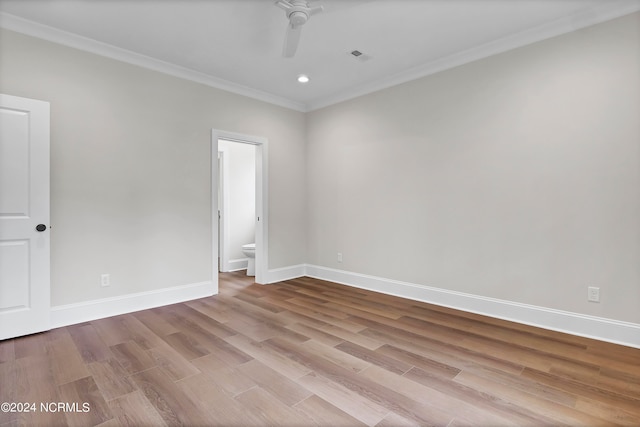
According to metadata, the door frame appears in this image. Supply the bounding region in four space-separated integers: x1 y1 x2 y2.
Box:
211 129 268 289
217 149 228 272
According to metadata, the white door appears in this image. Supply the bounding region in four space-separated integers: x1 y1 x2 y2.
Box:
0 94 50 340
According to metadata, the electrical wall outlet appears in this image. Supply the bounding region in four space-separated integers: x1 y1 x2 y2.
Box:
337 252 343 263
588 286 600 302
101 274 110 287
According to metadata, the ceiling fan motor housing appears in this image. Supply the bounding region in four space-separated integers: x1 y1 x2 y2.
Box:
289 10 309 26
275 0 324 57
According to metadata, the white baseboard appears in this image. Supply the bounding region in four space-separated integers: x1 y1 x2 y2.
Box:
304 264 640 349
49 265 640 349
51 281 215 329
267 264 307 284
224 258 248 272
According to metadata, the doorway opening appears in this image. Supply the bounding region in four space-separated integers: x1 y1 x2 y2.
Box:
211 129 268 293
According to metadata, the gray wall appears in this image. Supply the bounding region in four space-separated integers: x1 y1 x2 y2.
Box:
1 12 638 326
0 29 307 306
306 13 640 323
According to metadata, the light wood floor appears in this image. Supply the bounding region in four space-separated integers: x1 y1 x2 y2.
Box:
1 272 639 426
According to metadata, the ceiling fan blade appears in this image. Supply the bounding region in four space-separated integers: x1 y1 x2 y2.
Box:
275 0 292 12
283 23 302 58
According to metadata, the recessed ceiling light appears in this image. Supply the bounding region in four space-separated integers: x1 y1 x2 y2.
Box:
297 74 310 83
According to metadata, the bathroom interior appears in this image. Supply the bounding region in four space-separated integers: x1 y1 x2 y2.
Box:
218 139 256 276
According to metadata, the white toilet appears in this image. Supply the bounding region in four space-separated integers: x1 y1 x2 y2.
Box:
241 243 256 276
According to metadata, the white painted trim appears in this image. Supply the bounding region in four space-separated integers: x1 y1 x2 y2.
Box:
47 264 640 348
211 130 268 285
227 258 249 272
267 264 307 284
304 265 640 349
0 12 306 112
217 149 230 273
307 0 640 111
4 3 638 113
50 281 213 329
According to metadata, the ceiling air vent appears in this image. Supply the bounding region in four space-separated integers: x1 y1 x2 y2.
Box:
349 49 372 62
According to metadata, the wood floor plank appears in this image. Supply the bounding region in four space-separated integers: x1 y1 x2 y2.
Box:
91 317 136 347
115 315 168 350
302 339 372 374
163 303 238 339
375 411 423 427
361 325 526 375
224 333 312 381
107 390 167 426
463 364 577 407
404 366 558 426
160 331 210 361
573 397 640 426
520 367 640 416
233 291 286 314
158 307 253 366
266 295 370 333
224 316 294 342
199 364 257 397
265 336 454 426
297 371 389 426
109 341 156 375
361 365 513 427
183 298 233 324
132 309 180 337
294 394 366 427
596 367 640 398
146 341 202 381
285 321 346 347
1 271 638 426
236 359 313 406
47 331 91 386
12 331 49 359
11 355 68 426
323 296 404 320
190 351 233 373
234 386 315 426
0 360 18 425
0 339 15 363
131 367 209 426
87 358 138 401
319 323 383 350
455 370 617 426
175 370 263 426
375 344 461 380
357 318 522 373
67 323 112 363
335 341 413 375
58 376 112 427
285 297 352 320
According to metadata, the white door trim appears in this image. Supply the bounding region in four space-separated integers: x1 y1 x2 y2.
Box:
217 149 229 272
211 129 268 286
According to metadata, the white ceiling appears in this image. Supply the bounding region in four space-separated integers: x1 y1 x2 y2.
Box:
1 0 639 111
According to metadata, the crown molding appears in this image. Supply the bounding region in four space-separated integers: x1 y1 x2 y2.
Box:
0 12 307 112
307 0 640 111
2 1 639 114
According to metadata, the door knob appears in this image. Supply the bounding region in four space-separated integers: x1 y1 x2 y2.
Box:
35 224 47 232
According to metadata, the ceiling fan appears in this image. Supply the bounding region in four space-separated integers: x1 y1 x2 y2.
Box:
275 0 324 58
